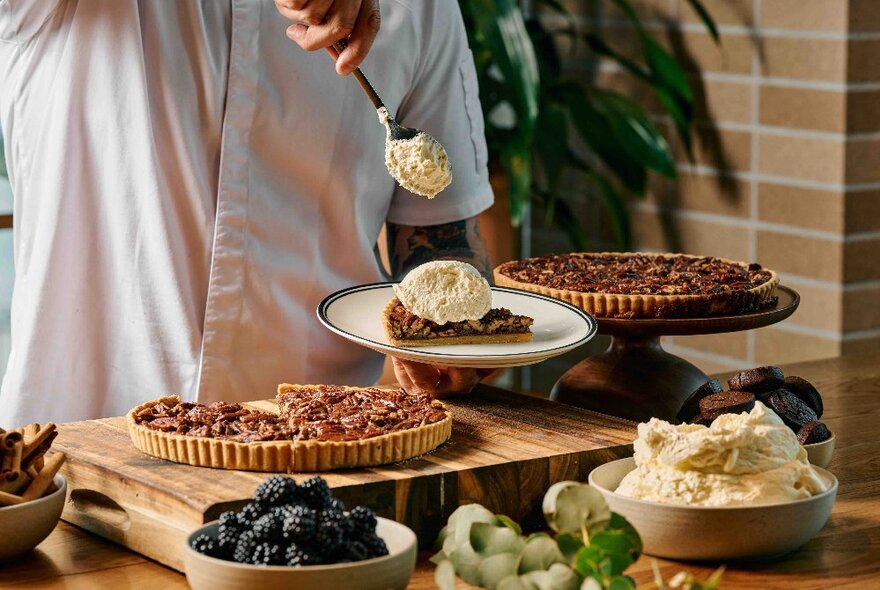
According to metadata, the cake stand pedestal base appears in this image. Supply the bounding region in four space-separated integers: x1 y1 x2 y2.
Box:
550 336 707 422
549 286 800 423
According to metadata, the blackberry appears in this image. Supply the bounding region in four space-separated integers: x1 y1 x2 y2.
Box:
214 531 237 560
218 510 246 539
254 475 299 507
239 501 268 525
315 519 345 554
252 512 284 542
282 505 317 543
298 476 332 509
346 540 369 562
328 498 346 513
361 532 389 558
190 533 217 557
348 506 377 536
285 543 320 567
233 530 258 563
251 541 284 566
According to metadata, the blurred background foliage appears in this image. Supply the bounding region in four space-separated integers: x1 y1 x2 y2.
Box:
458 0 718 250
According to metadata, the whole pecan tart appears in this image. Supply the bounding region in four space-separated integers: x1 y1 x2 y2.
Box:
127 384 451 471
494 252 778 319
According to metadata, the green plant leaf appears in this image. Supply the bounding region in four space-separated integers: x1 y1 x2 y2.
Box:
573 545 604 578
467 0 540 137
429 549 448 565
517 534 565 574
684 0 720 42
534 101 569 196
608 513 644 555
521 563 582 590
471 522 527 556
580 578 603 590
498 575 535 590
496 514 523 535
643 36 692 102
563 84 648 194
543 481 612 540
501 141 532 225
435 559 457 590
449 541 484 586
587 88 676 178
587 171 632 250
608 575 638 590
446 504 497 547
582 33 652 84
480 553 522 590
556 532 585 563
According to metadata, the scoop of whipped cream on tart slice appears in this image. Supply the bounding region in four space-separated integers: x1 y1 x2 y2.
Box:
382 260 534 347
494 252 778 319
127 384 451 472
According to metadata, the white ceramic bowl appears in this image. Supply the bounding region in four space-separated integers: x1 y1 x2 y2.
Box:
183 516 417 590
804 432 835 469
589 458 837 561
0 475 66 561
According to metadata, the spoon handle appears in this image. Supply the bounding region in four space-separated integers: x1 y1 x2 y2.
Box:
331 41 385 111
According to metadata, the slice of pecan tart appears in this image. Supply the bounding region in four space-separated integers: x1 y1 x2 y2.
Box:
382 297 533 347
494 252 778 319
127 384 451 471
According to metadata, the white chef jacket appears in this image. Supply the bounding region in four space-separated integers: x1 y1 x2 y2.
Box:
0 0 493 424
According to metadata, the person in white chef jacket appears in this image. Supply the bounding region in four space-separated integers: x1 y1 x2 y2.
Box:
0 0 498 425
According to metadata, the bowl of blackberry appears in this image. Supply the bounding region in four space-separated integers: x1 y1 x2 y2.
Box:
183 475 417 590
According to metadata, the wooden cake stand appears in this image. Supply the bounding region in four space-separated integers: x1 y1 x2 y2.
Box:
550 286 800 423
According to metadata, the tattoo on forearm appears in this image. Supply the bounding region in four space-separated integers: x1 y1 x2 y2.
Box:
387 218 492 281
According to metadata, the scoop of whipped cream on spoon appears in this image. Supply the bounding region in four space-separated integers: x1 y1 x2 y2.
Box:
329 41 452 198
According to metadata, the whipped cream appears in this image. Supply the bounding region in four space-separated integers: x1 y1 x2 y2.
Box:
394 261 490 325
616 402 829 507
378 107 452 199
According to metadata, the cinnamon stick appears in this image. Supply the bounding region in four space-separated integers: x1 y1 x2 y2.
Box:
1 440 22 481
22 423 55 462
0 430 23 450
21 431 57 471
23 423 40 442
21 452 65 502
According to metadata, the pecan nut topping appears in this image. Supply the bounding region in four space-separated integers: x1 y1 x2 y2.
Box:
134 385 449 443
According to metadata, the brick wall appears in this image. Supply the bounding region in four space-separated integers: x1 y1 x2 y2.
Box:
528 0 880 390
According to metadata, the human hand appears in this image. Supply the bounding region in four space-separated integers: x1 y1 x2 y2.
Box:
274 0 381 75
391 357 496 398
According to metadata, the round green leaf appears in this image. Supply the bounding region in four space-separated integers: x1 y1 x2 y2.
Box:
543 482 611 539
471 522 527 557
449 541 484 586
479 553 521 590
434 559 456 590
497 575 535 590
517 534 565 574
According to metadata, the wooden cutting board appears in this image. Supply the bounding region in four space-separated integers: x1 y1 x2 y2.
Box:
54 385 635 572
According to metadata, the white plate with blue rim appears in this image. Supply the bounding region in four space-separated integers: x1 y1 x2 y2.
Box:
317 283 597 368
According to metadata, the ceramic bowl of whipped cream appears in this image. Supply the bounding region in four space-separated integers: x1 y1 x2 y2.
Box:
589 403 838 561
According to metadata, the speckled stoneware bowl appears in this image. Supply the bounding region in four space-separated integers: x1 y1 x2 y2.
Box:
589 457 837 561
183 516 417 590
0 475 66 561
804 431 835 469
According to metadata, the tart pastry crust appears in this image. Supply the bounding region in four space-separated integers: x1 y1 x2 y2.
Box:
126 386 452 472
494 252 778 319
381 299 533 347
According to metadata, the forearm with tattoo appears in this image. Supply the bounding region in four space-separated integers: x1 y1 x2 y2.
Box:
386 217 492 282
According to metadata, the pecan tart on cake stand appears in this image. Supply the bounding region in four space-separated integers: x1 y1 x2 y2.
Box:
495 252 800 422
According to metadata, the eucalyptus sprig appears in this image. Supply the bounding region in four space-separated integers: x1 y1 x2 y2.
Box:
433 481 724 590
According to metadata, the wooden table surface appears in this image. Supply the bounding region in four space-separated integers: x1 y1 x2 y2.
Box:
4 353 880 589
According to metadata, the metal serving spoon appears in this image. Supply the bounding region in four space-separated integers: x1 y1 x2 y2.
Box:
330 40 419 141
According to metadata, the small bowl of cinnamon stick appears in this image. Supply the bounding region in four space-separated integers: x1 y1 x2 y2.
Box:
0 423 67 561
